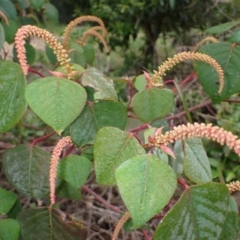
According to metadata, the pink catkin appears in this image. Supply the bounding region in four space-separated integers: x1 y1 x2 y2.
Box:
49 136 72 206
150 122 240 155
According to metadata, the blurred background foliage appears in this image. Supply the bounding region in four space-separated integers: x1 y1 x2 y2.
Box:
52 0 240 73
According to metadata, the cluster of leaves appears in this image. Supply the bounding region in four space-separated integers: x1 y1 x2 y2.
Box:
1 3 240 240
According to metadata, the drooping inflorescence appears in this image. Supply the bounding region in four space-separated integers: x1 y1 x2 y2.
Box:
62 15 107 50
14 25 74 79
193 36 218 52
148 122 240 193
77 27 109 52
151 52 224 93
49 136 72 206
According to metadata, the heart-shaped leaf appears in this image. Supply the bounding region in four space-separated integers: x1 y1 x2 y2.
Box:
183 138 212 184
81 67 118 101
0 219 20 240
25 77 87 134
0 61 27 132
17 208 87 240
70 101 127 147
154 182 230 239
56 180 82 201
0 188 17 214
58 155 91 189
94 127 146 185
195 42 240 103
3 145 51 198
132 88 174 122
116 154 177 228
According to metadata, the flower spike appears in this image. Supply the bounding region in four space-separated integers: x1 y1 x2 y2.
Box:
14 25 74 79
152 52 224 93
62 15 107 49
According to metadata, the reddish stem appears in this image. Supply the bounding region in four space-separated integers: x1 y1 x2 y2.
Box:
28 68 45 77
82 185 122 214
128 123 149 134
62 144 75 158
30 131 55 146
141 230 151 240
166 100 211 121
178 178 189 190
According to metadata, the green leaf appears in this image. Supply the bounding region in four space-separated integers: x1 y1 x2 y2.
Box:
133 74 147 92
68 42 86 67
2 20 18 43
132 88 174 122
228 31 240 44
172 140 184 177
70 101 127 147
94 127 146 185
205 21 239 34
116 154 177 228
0 188 17 214
154 182 230 240
0 61 27 132
0 219 20 240
3 145 51 198
83 45 95 65
17 208 87 240
45 44 57 65
195 42 240 103
25 77 87 134
56 180 82 201
17 0 29 9
219 211 240 240
13 42 36 65
81 67 118 101
42 3 59 24
0 0 17 21
58 155 91 189
30 0 45 9
7 199 22 219
183 138 212 184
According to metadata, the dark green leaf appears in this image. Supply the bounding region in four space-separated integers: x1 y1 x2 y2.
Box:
0 0 17 21
132 88 174 122
183 138 212 184
58 155 91 189
2 20 18 43
205 21 239 34
3 145 51 198
70 101 127 147
228 31 240 44
13 42 36 65
45 44 57 65
7 199 22 219
17 0 29 9
17 208 87 240
68 42 86 67
42 3 59 23
94 127 146 185
25 77 87 134
0 219 20 240
81 67 118 101
83 45 95 65
116 154 177 228
56 180 82 201
0 188 17 214
154 183 230 240
30 0 45 9
0 61 27 132
195 42 240 103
